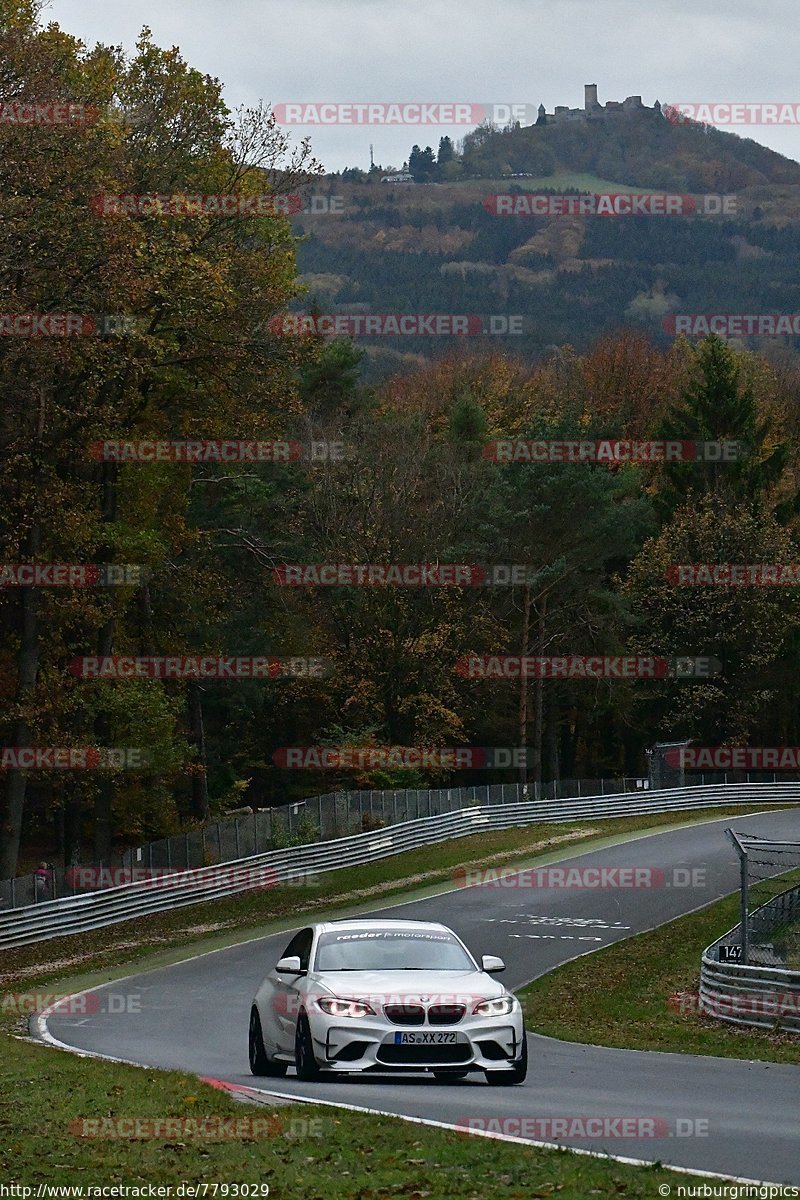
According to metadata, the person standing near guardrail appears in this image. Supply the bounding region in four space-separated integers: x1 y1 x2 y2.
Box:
33 861 54 901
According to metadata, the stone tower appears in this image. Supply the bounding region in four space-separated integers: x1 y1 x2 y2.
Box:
585 83 599 111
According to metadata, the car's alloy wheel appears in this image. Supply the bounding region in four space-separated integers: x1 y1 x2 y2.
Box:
294 1012 323 1081
484 1033 528 1085
249 1008 288 1077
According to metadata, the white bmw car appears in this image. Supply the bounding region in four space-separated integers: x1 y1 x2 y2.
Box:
249 918 527 1085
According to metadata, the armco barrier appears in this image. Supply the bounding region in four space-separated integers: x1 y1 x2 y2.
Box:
2 782 799 950
699 881 800 1032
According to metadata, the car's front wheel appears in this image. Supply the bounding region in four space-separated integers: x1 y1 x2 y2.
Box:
484 1034 528 1085
294 1012 323 1081
249 1008 288 1077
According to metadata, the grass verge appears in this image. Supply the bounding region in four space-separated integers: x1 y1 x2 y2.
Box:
1 1031 711 1195
2 804 790 993
519 891 800 1065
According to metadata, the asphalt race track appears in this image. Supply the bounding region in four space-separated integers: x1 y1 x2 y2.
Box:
39 809 800 1184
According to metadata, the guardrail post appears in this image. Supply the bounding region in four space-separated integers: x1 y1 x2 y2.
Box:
253 811 258 855
10 876 15 909
235 819 240 859
184 831 190 868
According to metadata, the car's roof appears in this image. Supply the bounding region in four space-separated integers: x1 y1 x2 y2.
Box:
312 918 452 934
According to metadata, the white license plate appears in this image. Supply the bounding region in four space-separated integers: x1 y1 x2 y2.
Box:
394 1031 457 1045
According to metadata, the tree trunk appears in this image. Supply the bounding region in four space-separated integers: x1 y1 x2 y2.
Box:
0 522 42 878
92 615 115 862
546 687 560 782
188 684 210 821
518 584 531 784
530 595 548 784
92 462 117 862
63 779 83 867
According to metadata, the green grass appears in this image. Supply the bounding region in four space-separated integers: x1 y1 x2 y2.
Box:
1 1029 712 1194
519 891 800 1065
2 804 789 993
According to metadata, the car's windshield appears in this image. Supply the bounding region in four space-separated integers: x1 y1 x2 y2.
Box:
314 928 475 971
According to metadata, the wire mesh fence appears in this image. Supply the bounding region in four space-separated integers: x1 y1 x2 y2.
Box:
1 776 648 909
3 769 792 911
720 830 800 967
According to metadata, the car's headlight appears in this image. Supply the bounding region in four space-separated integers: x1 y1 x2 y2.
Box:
472 995 516 1017
316 997 376 1018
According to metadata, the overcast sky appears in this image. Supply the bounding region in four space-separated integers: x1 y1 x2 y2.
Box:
41 0 800 173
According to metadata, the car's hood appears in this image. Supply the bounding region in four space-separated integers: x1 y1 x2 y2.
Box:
307 968 507 1005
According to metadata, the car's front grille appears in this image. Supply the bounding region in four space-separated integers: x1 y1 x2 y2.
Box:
383 1002 466 1025
428 1004 466 1025
377 1043 471 1065
384 1004 425 1025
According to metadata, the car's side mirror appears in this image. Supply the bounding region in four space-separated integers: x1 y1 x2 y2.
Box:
275 955 303 974
481 954 505 973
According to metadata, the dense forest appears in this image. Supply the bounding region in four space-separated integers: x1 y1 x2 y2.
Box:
3 2 800 875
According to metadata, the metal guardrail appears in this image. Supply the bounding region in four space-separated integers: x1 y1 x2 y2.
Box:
8 769 797 911
3 777 648 910
2 781 799 951
700 884 800 1033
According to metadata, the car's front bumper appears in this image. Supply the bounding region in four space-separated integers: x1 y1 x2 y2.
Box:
310 1013 525 1073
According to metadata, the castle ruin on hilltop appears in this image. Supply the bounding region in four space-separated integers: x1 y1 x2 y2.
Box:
537 84 663 126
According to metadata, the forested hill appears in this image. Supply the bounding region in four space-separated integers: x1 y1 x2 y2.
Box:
292 113 800 381
446 108 800 189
